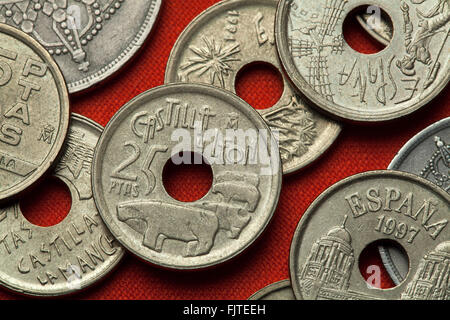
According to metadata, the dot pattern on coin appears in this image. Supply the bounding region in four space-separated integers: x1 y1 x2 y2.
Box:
0 24 69 202
0 0 162 93
165 0 341 174
276 0 450 122
0 114 124 297
92 84 282 270
290 171 450 300
248 279 296 300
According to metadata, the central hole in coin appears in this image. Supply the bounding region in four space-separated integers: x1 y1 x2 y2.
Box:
235 62 284 110
20 177 72 227
163 151 213 202
343 5 393 54
359 239 409 289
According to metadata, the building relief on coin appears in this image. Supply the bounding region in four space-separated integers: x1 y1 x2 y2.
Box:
166 0 341 174
278 0 449 121
0 0 161 93
0 115 123 296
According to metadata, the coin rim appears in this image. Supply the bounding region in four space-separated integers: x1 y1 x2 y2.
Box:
67 0 162 93
0 23 70 202
92 83 282 270
289 170 450 300
164 0 342 174
0 113 124 297
275 0 450 122
248 279 293 300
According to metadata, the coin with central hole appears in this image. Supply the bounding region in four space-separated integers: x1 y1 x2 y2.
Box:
248 279 296 300
357 8 393 46
276 0 449 122
165 0 341 174
290 170 450 300
92 84 282 270
380 117 450 285
0 24 70 202
0 114 124 297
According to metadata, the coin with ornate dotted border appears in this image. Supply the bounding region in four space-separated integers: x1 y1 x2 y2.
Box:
0 23 69 202
0 114 124 297
248 279 295 300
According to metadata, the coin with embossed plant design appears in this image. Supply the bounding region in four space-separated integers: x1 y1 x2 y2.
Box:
290 171 450 300
92 84 282 270
248 279 296 300
0 114 124 297
0 0 161 93
379 117 450 285
0 23 69 202
276 0 449 122
165 0 341 174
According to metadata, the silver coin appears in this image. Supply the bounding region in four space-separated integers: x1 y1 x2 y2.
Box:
0 0 162 93
356 11 393 47
0 114 124 297
290 170 450 300
0 23 69 202
276 0 450 122
380 117 450 285
165 0 341 174
248 279 296 300
92 83 282 270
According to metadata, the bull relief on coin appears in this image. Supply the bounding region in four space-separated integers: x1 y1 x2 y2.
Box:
92 84 282 270
165 0 341 174
380 117 450 285
276 0 449 122
0 115 123 296
0 24 69 202
290 171 450 300
0 0 162 93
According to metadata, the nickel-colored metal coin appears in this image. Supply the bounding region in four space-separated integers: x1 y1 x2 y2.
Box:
0 0 162 93
248 279 296 300
0 114 124 297
276 0 450 122
0 23 69 202
380 117 450 285
356 10 393 47
92 83 282 270
165 0 341 174
290 170 450 300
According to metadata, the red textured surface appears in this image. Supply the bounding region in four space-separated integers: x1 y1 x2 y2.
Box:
1 1 448 299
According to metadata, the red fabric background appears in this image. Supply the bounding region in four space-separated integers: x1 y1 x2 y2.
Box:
1 0 449 300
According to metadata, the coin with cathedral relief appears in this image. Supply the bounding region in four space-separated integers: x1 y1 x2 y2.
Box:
0 114 124 297
0 0 162 93
92 83 282 270
290 170 450 300
379 117 450 286
165 0 341 174
0 23 69 202
275 0 449 122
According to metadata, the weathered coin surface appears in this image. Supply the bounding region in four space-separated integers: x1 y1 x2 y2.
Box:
357 10 393 47
0 1 162 93
0 23 69 202
0 114 124 297
290 170 450 300
165 0 341 174
276 0 450 122
380 117 450 285
92 84 282 270
248 279 295 300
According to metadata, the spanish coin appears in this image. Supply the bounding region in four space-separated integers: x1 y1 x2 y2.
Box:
357 9 393 47
0 114 124 297
290 170 450 300
0 0 162 93
248 279 296 300
165 0 341 174
276 0 450 122
380 117 450 285
0 23 69 202
92 84 282 270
